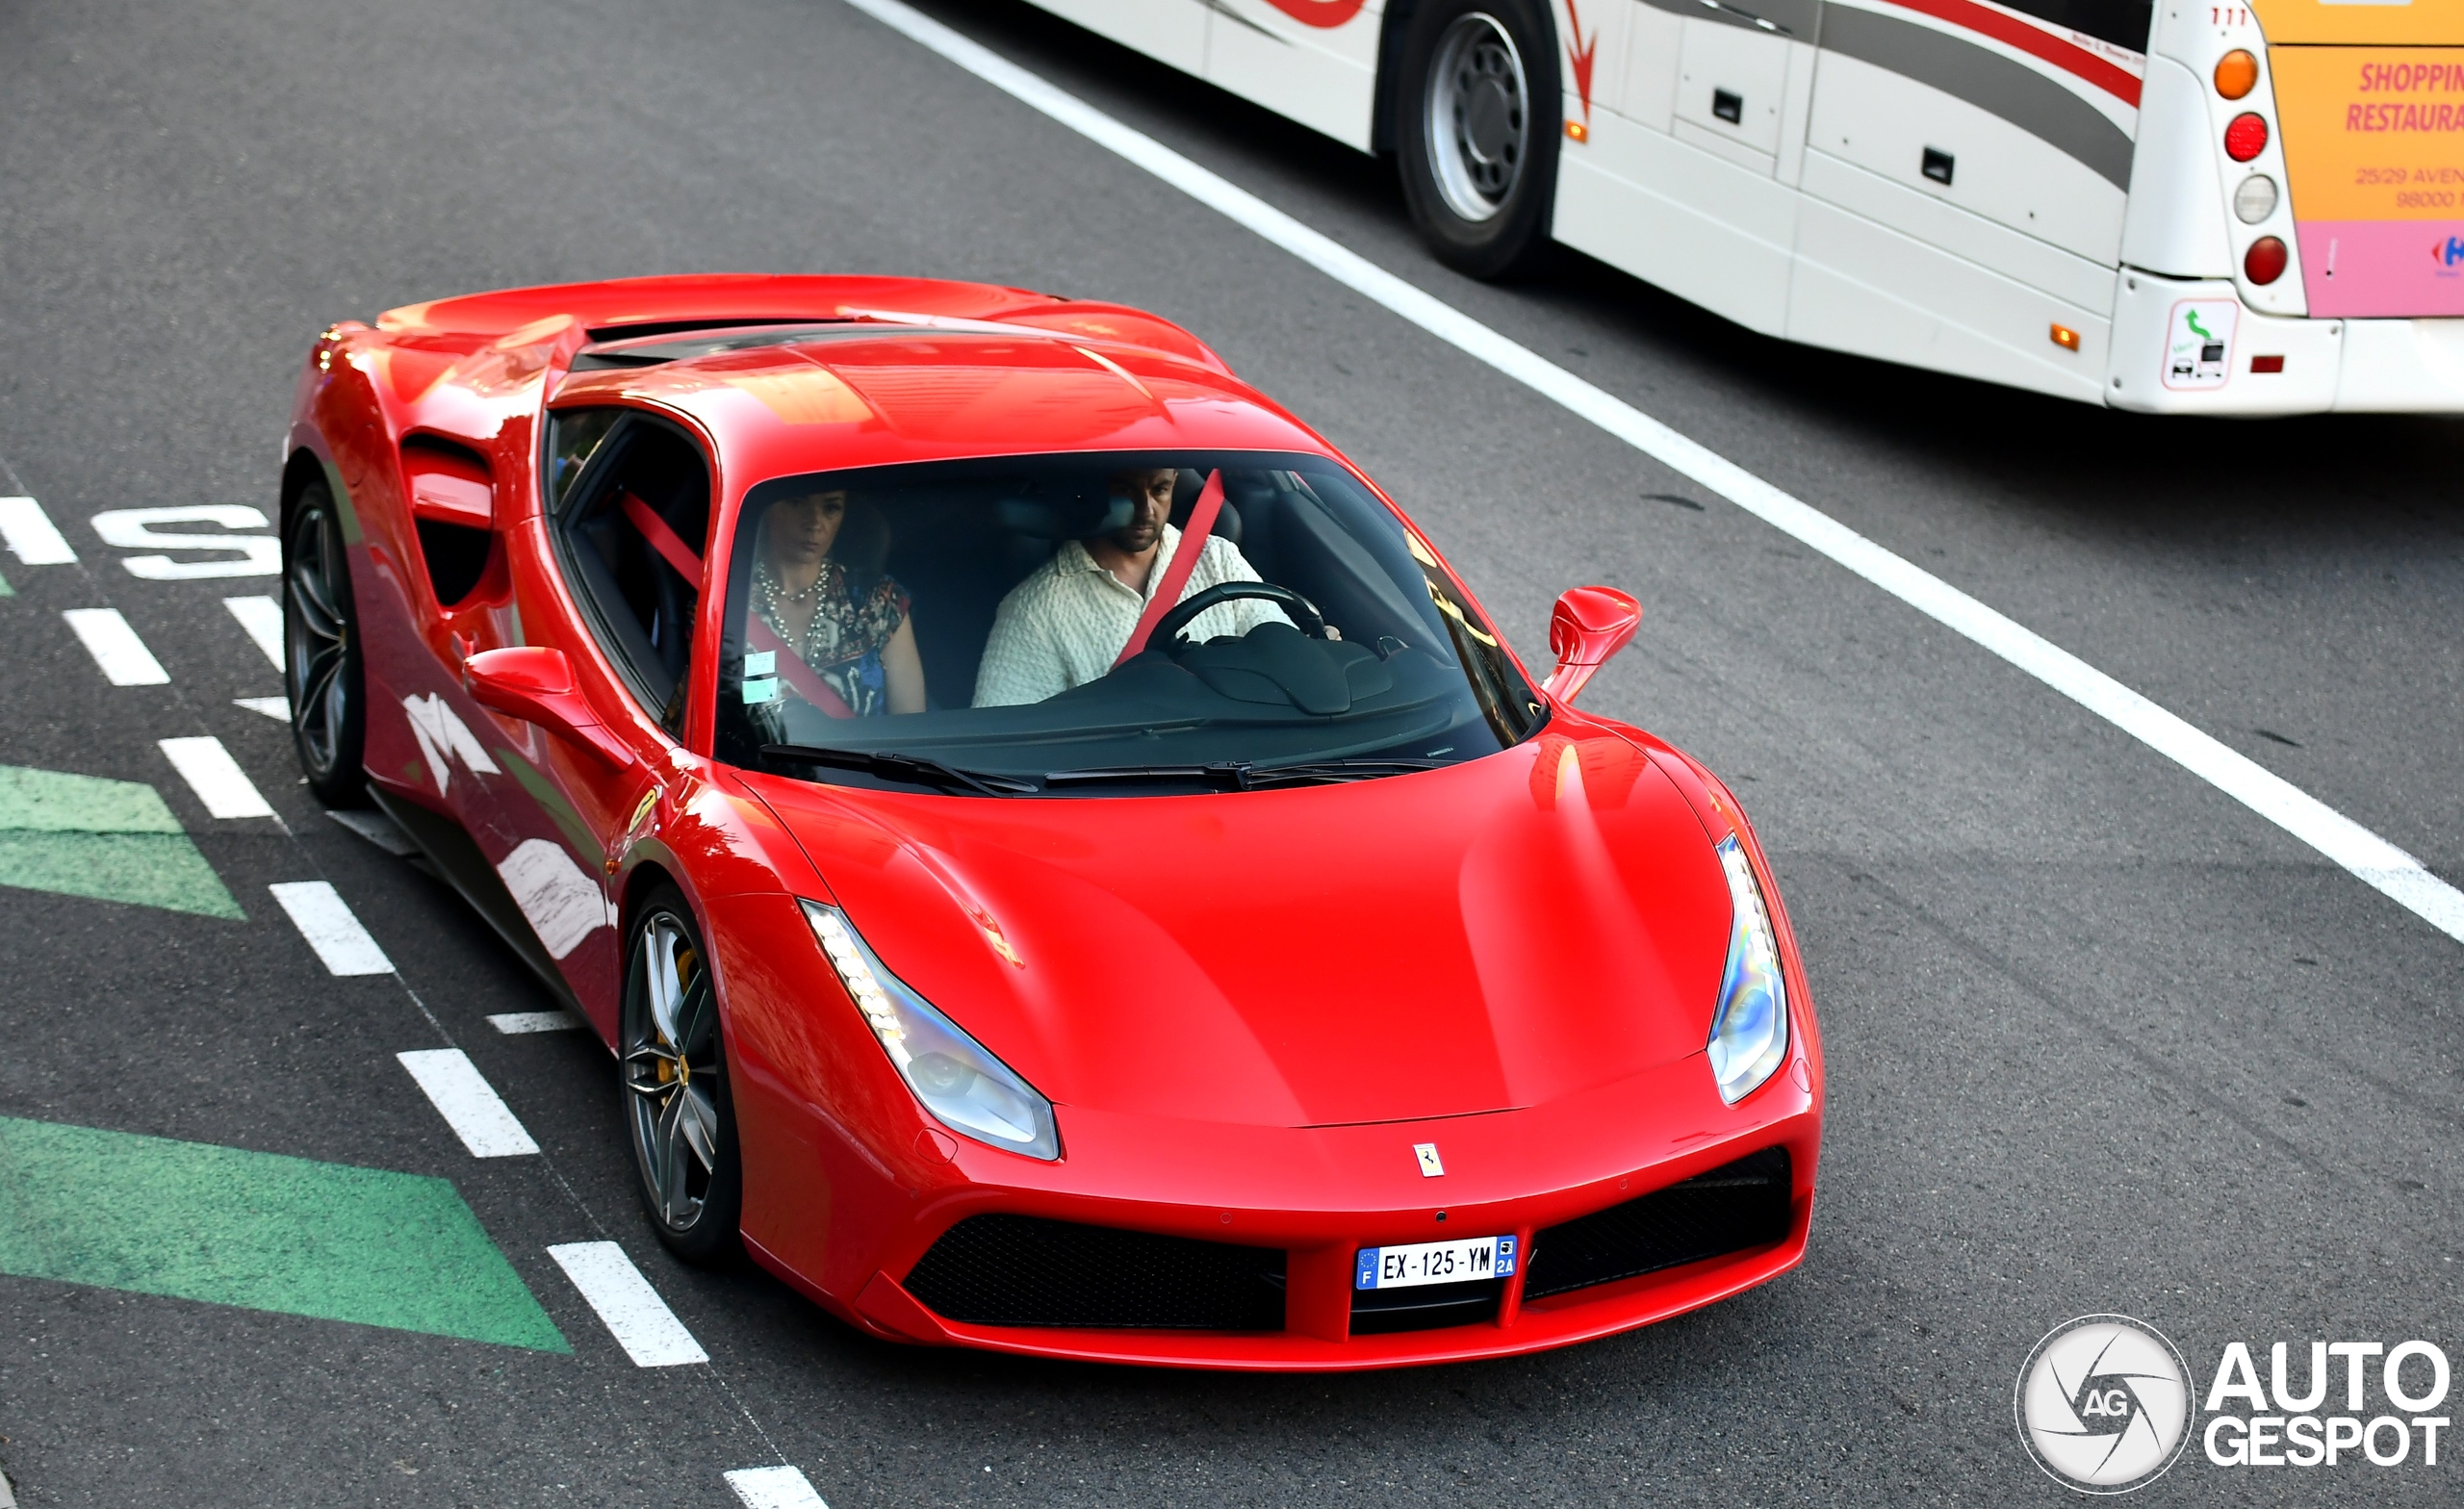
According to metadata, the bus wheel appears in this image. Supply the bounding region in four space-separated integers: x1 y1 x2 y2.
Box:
1398 0 1560 278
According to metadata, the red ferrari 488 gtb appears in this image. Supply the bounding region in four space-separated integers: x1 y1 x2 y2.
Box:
282 274 1820 1369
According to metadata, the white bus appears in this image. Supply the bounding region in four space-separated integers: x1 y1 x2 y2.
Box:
1022 0 2464 413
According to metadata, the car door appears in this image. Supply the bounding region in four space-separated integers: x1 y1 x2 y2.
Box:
466 406 712 1029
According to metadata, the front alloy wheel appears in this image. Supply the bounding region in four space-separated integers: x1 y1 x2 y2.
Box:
284 479 367 805
622 890 742 1262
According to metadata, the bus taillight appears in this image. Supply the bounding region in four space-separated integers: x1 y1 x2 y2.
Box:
2214 50 2259 101
2245 237 2290 286
2224 113 2270 163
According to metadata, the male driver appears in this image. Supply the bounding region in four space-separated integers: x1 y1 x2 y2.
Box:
973 467 1289 706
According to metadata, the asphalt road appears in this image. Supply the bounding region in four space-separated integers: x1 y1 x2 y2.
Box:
0 0 2458 1504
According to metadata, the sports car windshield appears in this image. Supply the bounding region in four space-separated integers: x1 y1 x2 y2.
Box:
711 450 1540 796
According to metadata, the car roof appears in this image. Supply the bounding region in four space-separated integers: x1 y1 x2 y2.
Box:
552 327 1334 480
374 274 1338 482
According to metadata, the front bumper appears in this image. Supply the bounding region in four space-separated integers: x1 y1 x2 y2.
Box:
744 1041 1821 1371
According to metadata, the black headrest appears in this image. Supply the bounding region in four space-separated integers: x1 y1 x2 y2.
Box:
832 498 891 577
997 482 1132 540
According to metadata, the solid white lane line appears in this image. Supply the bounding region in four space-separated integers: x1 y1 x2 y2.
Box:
488 1010 585 1035
234 696 290 719
158 736 274 819
726 1466 830 1509
62 607 168 685
268 880 395 976
547 1241 709 1366
222 595 284 669
841 0 2464 947
396 1048 542 1158
0 497 76 565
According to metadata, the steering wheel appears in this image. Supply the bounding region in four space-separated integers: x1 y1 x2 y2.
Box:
1149 582 1327 650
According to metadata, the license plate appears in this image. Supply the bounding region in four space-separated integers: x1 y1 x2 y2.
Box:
1354 1234 1517 1290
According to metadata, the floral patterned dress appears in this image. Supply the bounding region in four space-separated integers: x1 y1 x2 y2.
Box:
752 557 911 717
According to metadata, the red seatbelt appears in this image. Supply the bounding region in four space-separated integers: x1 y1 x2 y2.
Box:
617 490 857 719
1113 470 1224 668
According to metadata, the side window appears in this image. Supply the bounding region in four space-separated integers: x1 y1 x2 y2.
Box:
545 409 710 733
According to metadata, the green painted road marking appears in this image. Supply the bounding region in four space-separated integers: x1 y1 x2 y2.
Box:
0 763 242 918
0 567 13 596
0 1115 568 1351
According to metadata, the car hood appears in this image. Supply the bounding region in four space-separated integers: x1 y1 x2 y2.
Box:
742 729 1733 1129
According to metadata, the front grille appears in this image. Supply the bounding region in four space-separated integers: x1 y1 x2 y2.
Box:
1350 1277 1502 1335
903 1215 1287 1331
1523 1147 1793 1301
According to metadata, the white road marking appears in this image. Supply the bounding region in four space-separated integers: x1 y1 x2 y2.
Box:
0 497 76 564
268 880 395 976
62 607 168 685
726 1466 830 1509
489 1010 585 1034
234 696 290 719
396 1048 541 1158
223 595 284 668
842 0 2464 947
547 1241 709 1367
158 736 273 819
90 505 279 578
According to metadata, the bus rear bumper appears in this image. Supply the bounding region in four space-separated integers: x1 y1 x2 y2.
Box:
2107 272 2464 414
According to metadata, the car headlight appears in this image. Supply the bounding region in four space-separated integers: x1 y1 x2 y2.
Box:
800 900 1060 1161
1707 834 1789 1104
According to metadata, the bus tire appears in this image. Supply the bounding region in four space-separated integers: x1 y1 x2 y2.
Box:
1397 0 1560 278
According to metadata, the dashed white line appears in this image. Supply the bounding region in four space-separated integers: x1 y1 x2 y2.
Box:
268 880 394 976
234 696 290 720
0 497 76 565
62 607 168 685
726 1466 830 1509
840 0 2464 948
158 736 273 819
222 594 284 669
396 1048 541 1158
488 1010 585 1035
547 1241 709 1367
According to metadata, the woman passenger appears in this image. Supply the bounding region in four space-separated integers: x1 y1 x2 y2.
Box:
751 489 926 715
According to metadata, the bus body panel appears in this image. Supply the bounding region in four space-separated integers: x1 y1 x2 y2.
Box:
1799 148 2118 309
1206 1 1387 151
1555 113 1802 334
1787 197 2114 399
1611 1 1684 132
1805 50 2129 266
1674 19 1795 161
2118 55 2235 279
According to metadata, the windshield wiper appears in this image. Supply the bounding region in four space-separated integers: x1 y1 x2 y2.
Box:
1041 757 1439 791
762 744 1038 797
1242 758 1440 787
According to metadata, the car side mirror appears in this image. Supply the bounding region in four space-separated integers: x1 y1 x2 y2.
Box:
1541 586 1642 705
464 647 634 769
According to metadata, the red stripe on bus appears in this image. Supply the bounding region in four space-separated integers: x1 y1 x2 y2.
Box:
1258 0 1370 27
1875 0 2142 106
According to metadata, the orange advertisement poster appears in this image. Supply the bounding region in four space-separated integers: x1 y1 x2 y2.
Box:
2252 0 2464 47
2272 44 2464 315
